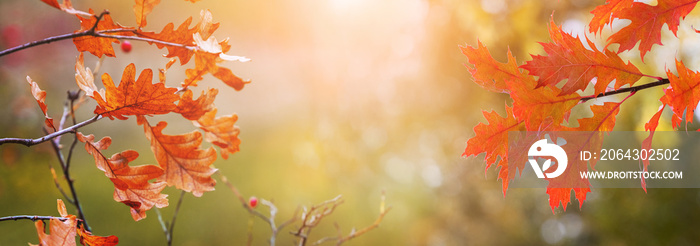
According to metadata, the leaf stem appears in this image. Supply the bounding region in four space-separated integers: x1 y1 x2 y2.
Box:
580 78 669 102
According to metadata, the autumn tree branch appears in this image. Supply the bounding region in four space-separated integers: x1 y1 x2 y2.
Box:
0 215 74 222
580 78 670 102
47 93 95 232
156 190 187 246
0 114 102 146
0 10 195 58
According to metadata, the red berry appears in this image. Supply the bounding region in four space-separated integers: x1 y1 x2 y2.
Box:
121 40 132 53
248 196 258 208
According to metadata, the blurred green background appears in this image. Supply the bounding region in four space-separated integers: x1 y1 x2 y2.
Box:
1 0 700 245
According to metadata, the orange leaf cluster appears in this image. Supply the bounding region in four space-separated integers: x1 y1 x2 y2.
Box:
591 0 699 60
73 10 135 58
464 0 700 212
521 19 642 96
77 133 168 221
26 0 250 221
30 200 117 246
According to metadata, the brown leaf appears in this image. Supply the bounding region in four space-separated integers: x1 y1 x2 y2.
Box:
40 0 90 16
77 224 119 246
194 109 241 159
73 10 135 58
138 116 217 197
77 133 168 221
26 76 56 131
133 0 162 28
175 88 218 121
32 200 77 246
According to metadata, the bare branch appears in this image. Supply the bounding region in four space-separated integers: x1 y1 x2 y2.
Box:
218 172 297 246
168 190 187 246
0 115 102 146
334 207 392 245
580 78 669 102
0 215 71 222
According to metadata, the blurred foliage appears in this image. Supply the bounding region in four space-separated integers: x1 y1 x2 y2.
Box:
1 0 700 245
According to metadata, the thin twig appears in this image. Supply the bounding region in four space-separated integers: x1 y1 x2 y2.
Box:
293 196 345 246
49 166 75 204
48 126 90 231
580 78 670 102
218 172 297 246
0 25 196 58
168 190 187 246
334 207 392 245
0 115 102 146
0 215 72 222
0 11 107 57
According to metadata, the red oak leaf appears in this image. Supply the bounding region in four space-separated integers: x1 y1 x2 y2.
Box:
545 102 623 212
459 40 523 94
664 59 700 129
589 0 634 34
606 0 698 60
463 105 524 195
641 104 666 192
507 74 581 131
521 18 643 96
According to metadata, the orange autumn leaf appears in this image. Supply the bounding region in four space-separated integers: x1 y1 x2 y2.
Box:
463 105 524 195
40 0 90 16
136 9 219 65
176 88 218 121
78 224 118 246
606 0 698 60
640 104 666 191
521 18 643 96
31 200 76 246
506 73 580 131
137 16 197 64
94 63 179 120
138 116 217 197
133 0 161 28
194 109 241 160
77 133 168 221
545 102 623 212
461 40 580 131
459 40 521 94
190 33 250 90
26 76 56 131
73 10 135 58
664 60 700 129
589 0 633 34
